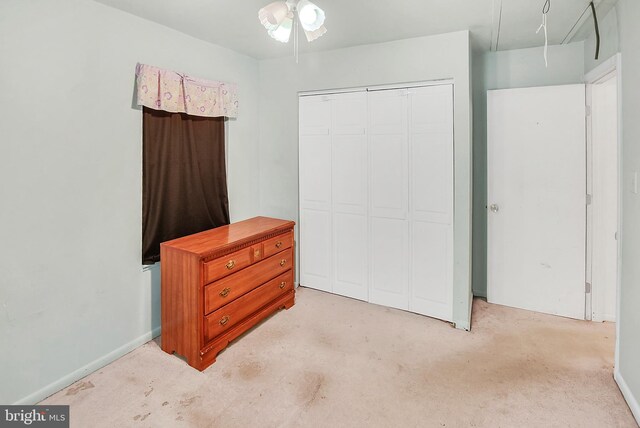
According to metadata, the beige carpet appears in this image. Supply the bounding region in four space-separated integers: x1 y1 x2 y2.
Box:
42 287 637 427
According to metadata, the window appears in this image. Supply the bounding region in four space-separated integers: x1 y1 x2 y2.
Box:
142 107 230 264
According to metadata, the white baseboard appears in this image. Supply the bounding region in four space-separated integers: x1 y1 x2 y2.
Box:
14 326 161 405
615 369 640 425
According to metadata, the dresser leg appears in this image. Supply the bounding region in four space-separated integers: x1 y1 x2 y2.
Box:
191 357 213 371
160 335 174 355
281 294 295 310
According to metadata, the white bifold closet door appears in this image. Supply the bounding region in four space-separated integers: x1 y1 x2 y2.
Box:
331 92 369 301
299 92 369 301
299 95 332 293
407 85 454 320
299 84 454 322
368 88 410 309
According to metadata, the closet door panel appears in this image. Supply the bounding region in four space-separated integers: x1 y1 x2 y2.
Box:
368 89 409 310
369 217 409 310
411 132 452 224
330 92 368 300
369 90 408 220
332 134 366 215
408 85 454 321
411 221 452 320
410 85 452 134
369 89 406 135
333 93 367 135
370 134 407 219
332 92 367 216
300 96 331 135
410 85 453 224
333 212 368 300
300 96 332 292
300 209 332 292
299 135 331 211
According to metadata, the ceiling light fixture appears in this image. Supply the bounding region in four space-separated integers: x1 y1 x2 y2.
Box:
258 0 327 61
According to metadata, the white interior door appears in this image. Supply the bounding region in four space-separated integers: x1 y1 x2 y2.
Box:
331 92 368 301
368 89 409 310
408 85 454 321
487 85 587 320
299 95 332 292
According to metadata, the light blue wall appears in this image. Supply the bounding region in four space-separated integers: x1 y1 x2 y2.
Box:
471 42 586 297
0 0 260 404
614 0 640 421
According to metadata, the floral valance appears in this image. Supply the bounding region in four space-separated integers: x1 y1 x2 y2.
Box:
135 63 238 118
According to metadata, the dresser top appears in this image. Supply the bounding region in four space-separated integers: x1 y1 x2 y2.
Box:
161 216 295 257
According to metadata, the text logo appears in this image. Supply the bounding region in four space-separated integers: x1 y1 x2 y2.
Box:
0 406 69 428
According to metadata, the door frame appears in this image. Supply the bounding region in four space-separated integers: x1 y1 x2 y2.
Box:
584 53 622 367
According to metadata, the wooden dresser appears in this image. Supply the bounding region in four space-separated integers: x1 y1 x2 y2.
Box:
160 216 295 370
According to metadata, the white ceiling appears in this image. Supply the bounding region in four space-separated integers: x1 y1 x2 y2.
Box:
94 0 617 59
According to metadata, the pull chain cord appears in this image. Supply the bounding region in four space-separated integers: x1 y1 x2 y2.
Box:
536 0 550 67
536 13 548 67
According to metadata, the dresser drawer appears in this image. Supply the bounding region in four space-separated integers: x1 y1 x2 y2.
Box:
204 270 294 342
204 248 293 315
204 245 263 284
262 231 294 258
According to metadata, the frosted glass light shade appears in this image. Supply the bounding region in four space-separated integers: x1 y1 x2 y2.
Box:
268 17 293 43
298 5 317 26
304 24 326 42
259 1 290 31
297 0 325 31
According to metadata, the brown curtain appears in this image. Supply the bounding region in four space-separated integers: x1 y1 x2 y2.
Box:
142 107 230 264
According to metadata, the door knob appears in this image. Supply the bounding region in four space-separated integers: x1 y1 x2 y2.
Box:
490 204 500 213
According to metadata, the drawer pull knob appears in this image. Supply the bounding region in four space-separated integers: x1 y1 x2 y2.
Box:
280 259 287 267
219 287 231 298
279 281 286 289
219 315 230 326
225 260 236 270
275 241 283 248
